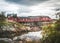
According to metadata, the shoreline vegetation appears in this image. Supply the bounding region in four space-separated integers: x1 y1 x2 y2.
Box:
0 12 60 43
0 20 41 38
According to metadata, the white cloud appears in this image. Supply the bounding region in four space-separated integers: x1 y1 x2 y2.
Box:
0 0 60 19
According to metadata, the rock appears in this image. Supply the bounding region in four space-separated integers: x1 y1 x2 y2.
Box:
13 31 43 43
25 37 33 42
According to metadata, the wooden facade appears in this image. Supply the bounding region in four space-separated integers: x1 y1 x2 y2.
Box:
8 16 52 22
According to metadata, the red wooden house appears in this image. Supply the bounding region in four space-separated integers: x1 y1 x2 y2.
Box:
8 16 52 26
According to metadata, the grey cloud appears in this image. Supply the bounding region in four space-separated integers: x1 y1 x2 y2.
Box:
19 9 31 13
52 8 60 11
18 8 31 13
52 3 60 11
5 0 49 6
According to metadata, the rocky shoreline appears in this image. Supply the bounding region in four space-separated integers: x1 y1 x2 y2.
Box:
0 31 42 43
0 22 42 43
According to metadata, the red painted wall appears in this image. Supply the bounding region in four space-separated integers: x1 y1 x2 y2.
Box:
8 16 52 22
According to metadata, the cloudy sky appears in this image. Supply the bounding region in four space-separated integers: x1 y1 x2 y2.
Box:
0 0 60 19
